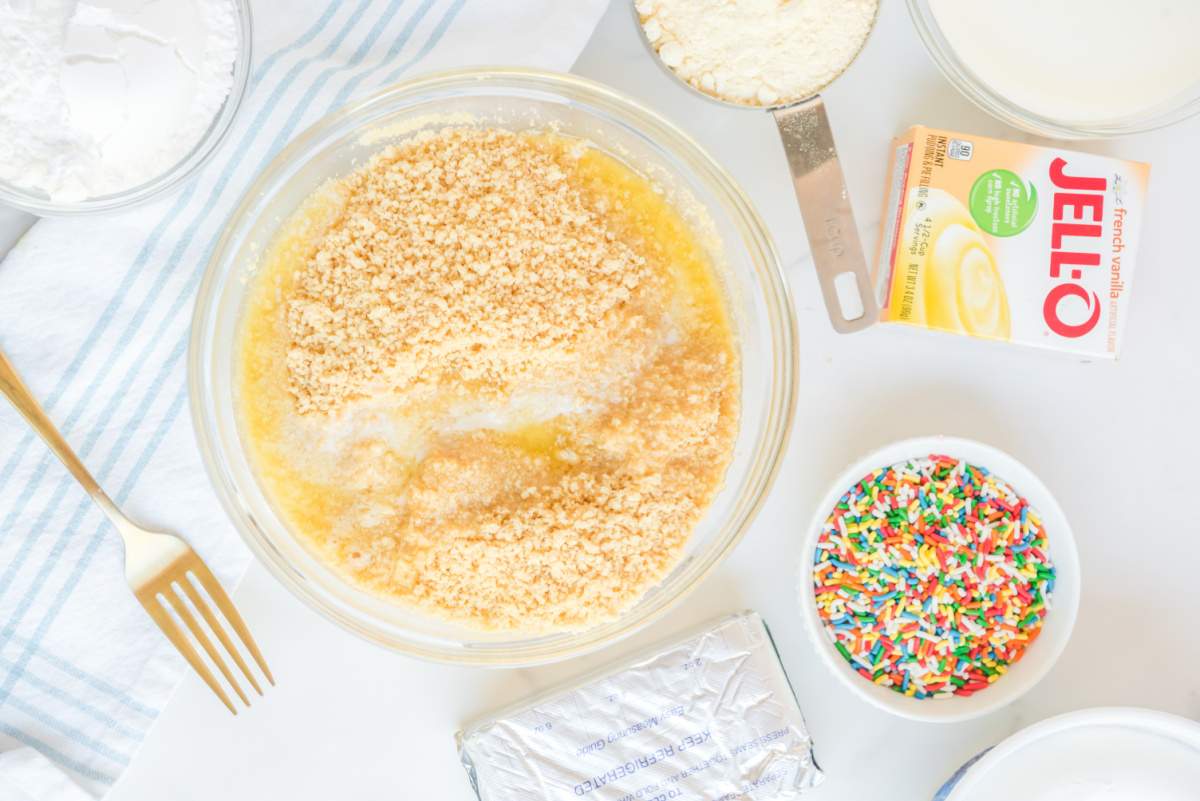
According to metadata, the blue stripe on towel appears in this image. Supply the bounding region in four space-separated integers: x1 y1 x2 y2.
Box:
0 654 143 740
0 721 117 786
5 696 131 767
329 0 439 108
7 634 159 718
380 0 468 84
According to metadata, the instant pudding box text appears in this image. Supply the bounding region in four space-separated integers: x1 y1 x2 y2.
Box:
875 126 1148 358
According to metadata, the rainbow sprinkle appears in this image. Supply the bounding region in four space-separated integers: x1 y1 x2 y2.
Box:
812 454 1055 699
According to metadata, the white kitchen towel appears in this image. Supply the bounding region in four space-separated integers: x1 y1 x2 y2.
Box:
0 0 609 796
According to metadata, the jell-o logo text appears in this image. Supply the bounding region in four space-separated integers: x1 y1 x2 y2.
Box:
1045 158 1106 338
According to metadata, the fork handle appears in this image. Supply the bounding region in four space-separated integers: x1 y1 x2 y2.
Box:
0 346 131 532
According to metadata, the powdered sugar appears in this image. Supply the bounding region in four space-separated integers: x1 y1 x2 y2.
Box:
637 0 877 107
0 0 238 203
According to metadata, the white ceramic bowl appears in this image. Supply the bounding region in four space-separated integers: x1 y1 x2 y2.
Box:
907 0 1200 139
935 707 1200 799
797 436 1080 722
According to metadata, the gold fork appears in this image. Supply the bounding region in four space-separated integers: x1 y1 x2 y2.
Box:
0 346 272 714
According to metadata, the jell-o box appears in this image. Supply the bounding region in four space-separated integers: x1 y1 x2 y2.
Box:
874 126 1148 358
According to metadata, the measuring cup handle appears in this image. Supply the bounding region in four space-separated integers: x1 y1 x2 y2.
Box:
773 97 879 334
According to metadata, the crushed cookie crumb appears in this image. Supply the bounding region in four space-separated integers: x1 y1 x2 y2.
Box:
285 128 661 416
239 127 739 632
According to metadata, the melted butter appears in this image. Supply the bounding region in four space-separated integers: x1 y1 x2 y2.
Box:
572 147 730 334
498 420 568 459
238 182 360 533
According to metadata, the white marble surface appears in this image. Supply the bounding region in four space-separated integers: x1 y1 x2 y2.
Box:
23 0 1196 798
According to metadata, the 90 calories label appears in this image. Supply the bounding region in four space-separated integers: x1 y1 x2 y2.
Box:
874 126 1149 358
457 613 823 801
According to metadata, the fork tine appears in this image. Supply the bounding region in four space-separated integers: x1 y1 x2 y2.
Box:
168 582 250 707
178 574 263 696
187 559 275 686
139 590 237 715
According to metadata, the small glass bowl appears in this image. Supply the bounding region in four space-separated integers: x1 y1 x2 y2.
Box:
0 0 252 216
189 68 799 667
907 0 1200 139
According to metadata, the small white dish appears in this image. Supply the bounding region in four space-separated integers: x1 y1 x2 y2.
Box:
797 435 1081 722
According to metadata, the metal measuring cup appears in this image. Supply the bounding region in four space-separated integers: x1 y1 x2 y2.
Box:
634 4 880 333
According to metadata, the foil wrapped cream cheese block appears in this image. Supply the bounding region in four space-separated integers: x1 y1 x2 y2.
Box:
875 126 1148 358
456 612 823 800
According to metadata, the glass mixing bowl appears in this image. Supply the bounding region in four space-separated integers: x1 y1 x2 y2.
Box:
907 0 1200 139
0 0 252 216
189 69 798 666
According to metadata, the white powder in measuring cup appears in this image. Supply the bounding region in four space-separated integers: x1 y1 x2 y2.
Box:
0 0 239 203
929 0 1200 124
636 0 878 107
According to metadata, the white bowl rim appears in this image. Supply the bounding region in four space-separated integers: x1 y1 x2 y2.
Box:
797 435 1081 723
940 706 1200 799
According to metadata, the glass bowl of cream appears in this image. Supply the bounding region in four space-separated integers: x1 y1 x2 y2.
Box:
0 0 251 215
908 0 1200 138
189 68 798 666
